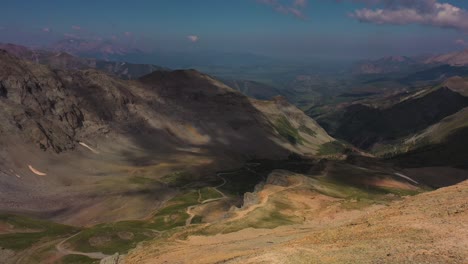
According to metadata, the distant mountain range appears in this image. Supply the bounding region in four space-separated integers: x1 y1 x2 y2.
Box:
51 38 133 57
0 43 166 79
353 49 468 75
425 49 468 66
1 42 468 263
352 56 422 75
46 38 283 69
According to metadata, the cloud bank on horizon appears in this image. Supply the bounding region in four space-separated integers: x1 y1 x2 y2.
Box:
350 0 468 32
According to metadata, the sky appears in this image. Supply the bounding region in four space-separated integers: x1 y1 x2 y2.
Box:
1 0 468 60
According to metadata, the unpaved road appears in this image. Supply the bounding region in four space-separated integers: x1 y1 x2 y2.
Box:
186 173 229 226
126 179 468 264
227 176 303 223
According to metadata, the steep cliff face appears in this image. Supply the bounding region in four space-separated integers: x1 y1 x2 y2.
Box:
0 50 83 152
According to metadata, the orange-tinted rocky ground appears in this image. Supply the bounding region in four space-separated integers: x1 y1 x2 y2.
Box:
126 177 467 264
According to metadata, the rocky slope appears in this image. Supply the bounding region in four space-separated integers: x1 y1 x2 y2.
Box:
126 170 467 264
374 105 468 170
0 49 332 225
425 49 468 66
317 83 468 150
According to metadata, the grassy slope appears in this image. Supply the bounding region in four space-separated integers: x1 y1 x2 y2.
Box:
0 158 429 261
67 191 200 254
124 164 446 264
372 107 468 168
0 214 79 251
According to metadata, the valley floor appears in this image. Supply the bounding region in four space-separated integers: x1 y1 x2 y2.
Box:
1 160 466 264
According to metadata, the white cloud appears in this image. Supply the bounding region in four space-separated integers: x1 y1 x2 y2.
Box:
187 35 199 43
42 27 50 32
350 0 468 32
72 25 82 31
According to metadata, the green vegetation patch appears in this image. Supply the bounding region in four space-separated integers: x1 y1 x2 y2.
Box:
149 191 199 230
307 162 426 209
318 141 347 156
61 254 98 264
198 200 298 235
312 177 380 200
191 215 203 224
219 159 314 196
128 176 158 185
273 116 304 145
67 221 154 255
0 214 78 251
160 171 194 187
218 169 262 196
67 191 200 255
299 124 317 137
238 210 295 231
199 187 223 201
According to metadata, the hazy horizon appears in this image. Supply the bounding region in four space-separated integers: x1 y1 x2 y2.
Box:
2 0 468 61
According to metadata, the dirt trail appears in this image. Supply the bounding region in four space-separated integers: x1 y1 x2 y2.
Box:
185 173 229 226
205 173 228 202
227 176 303 223
55 232 110 260
214 173 228 188
196 189 202 203
185 205 198 226
14 238 62 264
126 180 468 264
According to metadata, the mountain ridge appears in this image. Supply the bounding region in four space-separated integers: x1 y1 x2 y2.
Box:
0 49 333 226
0 43 166 80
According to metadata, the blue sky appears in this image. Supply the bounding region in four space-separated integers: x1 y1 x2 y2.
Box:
1 0 468 59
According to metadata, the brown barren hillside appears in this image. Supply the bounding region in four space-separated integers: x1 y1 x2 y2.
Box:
0 50 332 226
126 177 468 264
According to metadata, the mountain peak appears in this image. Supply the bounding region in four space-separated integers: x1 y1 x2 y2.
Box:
139 69 239 95
139 69 205 83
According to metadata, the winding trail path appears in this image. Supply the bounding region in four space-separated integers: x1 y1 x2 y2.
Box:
185 173 229 226
226 176 303 223
55 171 234 258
